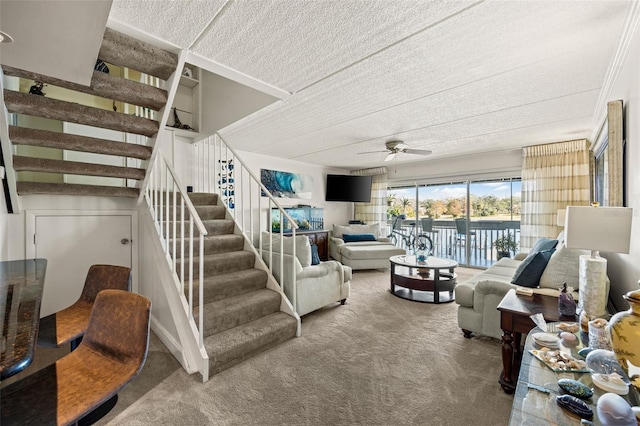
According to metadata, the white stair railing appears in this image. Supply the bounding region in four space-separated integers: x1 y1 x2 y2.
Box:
192 133 300 314
144 153 207 350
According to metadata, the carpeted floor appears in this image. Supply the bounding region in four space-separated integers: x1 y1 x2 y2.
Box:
100 267 513 425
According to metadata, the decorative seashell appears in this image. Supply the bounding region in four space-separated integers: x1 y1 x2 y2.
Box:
579 348 593 358
558 378 593 399
596 393 635 426
557 394 593 420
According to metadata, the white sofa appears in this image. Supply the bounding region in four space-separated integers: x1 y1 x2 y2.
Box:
455 244 600 339
261 233 351 317
330 224 406 270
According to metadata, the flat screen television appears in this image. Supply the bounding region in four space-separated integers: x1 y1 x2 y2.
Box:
325 174 372 202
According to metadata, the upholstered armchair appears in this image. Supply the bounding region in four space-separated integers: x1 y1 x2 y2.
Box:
260 232 351 316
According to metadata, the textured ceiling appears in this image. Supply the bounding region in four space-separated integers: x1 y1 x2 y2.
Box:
109 0 634 170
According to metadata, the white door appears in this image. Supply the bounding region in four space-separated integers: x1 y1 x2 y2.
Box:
33 214 132 317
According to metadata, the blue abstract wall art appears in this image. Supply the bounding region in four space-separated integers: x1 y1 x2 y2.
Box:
260 169 313 199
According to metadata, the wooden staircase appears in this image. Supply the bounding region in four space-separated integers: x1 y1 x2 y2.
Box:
177 193 297 377
2 28 174 198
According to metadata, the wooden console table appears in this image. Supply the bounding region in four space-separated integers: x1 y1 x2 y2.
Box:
497 289 576 393
0 259 47 380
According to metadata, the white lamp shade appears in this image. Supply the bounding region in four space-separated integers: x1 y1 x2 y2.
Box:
557 209 566 227
565 206 633 253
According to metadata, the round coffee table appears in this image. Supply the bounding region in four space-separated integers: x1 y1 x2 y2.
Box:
389 255 458 303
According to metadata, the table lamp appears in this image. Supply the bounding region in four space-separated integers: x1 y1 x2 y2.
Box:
564 206 633 331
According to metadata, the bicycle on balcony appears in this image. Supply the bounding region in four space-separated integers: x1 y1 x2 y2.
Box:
388 215 433 255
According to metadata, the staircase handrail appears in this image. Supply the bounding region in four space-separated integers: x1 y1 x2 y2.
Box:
0 66 20 213
143 153 208 353
192 133 301 315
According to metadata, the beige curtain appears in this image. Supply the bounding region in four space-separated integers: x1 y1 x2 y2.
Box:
351 167 387 228
520 139 590 250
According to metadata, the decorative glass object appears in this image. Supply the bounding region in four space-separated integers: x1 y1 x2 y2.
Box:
608 289 640 374
588 318 612 350
415 241 430 263
558 282 577 317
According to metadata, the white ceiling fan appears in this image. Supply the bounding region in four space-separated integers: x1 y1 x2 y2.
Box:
359 140 433 162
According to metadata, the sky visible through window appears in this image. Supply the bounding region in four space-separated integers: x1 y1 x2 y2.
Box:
390 181 521 201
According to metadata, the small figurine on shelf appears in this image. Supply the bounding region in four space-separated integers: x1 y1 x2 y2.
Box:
171 107 193 131
558 282 577 317
29 81 45 96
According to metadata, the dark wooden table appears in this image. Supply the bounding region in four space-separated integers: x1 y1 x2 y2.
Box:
497 289 576 394
0 259 47 380
389 255 458 303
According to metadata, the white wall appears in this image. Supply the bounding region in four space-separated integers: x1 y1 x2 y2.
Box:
600 19 640 309
200 71 279 136
386 149 523 186
235 150 352 229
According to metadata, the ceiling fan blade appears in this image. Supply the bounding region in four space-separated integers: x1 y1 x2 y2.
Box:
402 148 433 156
384 152 396 162
358 150 389 155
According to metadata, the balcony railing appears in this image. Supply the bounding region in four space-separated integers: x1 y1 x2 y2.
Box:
386 219 521 268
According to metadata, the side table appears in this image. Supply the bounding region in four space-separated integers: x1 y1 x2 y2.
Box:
497 289 576 394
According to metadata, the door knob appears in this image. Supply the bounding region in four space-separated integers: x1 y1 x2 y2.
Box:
121 238 131 245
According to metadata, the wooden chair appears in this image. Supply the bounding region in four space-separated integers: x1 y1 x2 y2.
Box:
1 289 151 426
38 264 131 350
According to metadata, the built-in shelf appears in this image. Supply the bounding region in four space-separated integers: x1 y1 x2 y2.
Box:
167 63 200 133
179 75 199 89
164 127 199 138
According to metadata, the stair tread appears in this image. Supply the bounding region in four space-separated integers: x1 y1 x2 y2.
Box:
2 65 168 111
13 156 146 180
16 182 139 198
197 289 281 336
9 126 153 160
189 268 268 306
200 288 280 315
204 312 297 373
4 90 159 137
100 28 178 80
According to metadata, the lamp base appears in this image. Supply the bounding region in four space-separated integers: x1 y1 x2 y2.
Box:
578 255 608 329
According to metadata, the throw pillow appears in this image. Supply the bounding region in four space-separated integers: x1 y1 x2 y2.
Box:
310 244 321 265
333 224 380 238
530 237 558 254
539 247 589 289
342 233 377 243
511 248 556 288
260 232 312 267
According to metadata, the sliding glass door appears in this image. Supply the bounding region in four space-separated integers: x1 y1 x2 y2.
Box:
388 178 521 267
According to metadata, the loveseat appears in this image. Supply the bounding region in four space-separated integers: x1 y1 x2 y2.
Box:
455 238 604 339
261 232 351 317
329 224 406 270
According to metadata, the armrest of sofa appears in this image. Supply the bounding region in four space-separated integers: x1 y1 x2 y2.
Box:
377 237 392 243
330 236 345 245
475 279 518 297
298 261 342 280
